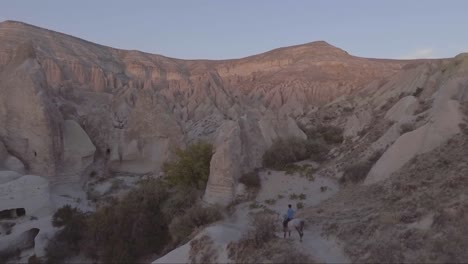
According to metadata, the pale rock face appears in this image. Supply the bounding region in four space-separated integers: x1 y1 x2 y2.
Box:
0 175 51 216
63 120 96 174
203 121 242 206
0 43 63 177
3 155 25 174
108 96 185 174
344 108 373 138
0 141 7 161
384 96 419 122
203 112 307 205
365 76 464 185
0 170 22 184
371 63 436 110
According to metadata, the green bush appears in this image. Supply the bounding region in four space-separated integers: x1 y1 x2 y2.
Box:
289 193 299 200
46 179 222 264
84 180 170 263
239 170 261 189
46 180 171 264
296 202 304 209
45 206 88 264
299 124 344 144
168 205 222 244
317 125 344 144
161 187 200 218
247 213 278 247
262 137 328 169
163 142 213 190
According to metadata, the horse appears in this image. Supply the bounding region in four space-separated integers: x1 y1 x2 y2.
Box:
282 217 305 242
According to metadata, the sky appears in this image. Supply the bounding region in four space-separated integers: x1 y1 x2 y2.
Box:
1 0 468 60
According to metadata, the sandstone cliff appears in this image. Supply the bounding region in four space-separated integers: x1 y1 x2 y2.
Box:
0 20 422 204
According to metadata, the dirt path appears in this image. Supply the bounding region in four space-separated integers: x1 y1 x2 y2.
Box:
260 169 350 263
154 167 350 263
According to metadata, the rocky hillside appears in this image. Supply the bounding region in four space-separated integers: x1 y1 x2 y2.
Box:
1 20 467 263
0 20 419 205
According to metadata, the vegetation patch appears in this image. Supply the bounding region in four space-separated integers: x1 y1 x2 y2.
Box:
163 142 213 190
299 124 344 145
400 123 416 134
262 137 328 170
45 178 221 264
239 170 261 189
227 212 313 263
340 151 383 184
296 202 305 209
189 235 217 264
289 193 299 200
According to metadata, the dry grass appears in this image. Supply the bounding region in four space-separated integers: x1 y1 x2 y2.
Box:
308 135 468 263
227 212 314 263
189 235 217 264
340 150 383 184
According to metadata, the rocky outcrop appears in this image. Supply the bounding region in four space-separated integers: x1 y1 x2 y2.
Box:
0 42 63 177
365 64 465 185
203 111 308 205
0 175 51 215
203 121 242 205
0 21 436 204
63 120 96 174
384 96 419 122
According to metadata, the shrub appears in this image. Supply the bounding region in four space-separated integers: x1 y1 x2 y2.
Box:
289 193 299 200
317 125 344 144
400 123 415 134
227 212 313 264
300 124 344 145
340 151 383 184
249 202 263 210
45 179 217 264
340 161 373 184
51 205 82 228
262 137 328 169
413 87 424 97
299 193 307 200
46 206 88 264
161 187 200 218
296 202 304 209
189 235 217 264
264 199 276 205
46 180 171 264
415 100 432 115
277 194 285 199
168 205 222 244
459 123 468 135
247 213 278 247
239 170 261 189
28 255 42 264
84 180 170 263
163 142 213 190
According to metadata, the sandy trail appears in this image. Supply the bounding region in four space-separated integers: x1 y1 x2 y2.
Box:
154 166 350 263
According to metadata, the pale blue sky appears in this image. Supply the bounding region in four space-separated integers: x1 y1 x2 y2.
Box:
1 0 468 60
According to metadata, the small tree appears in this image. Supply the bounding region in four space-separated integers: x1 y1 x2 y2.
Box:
163 142 213 190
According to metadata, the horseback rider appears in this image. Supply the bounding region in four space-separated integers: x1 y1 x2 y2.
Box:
283 204 295 231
